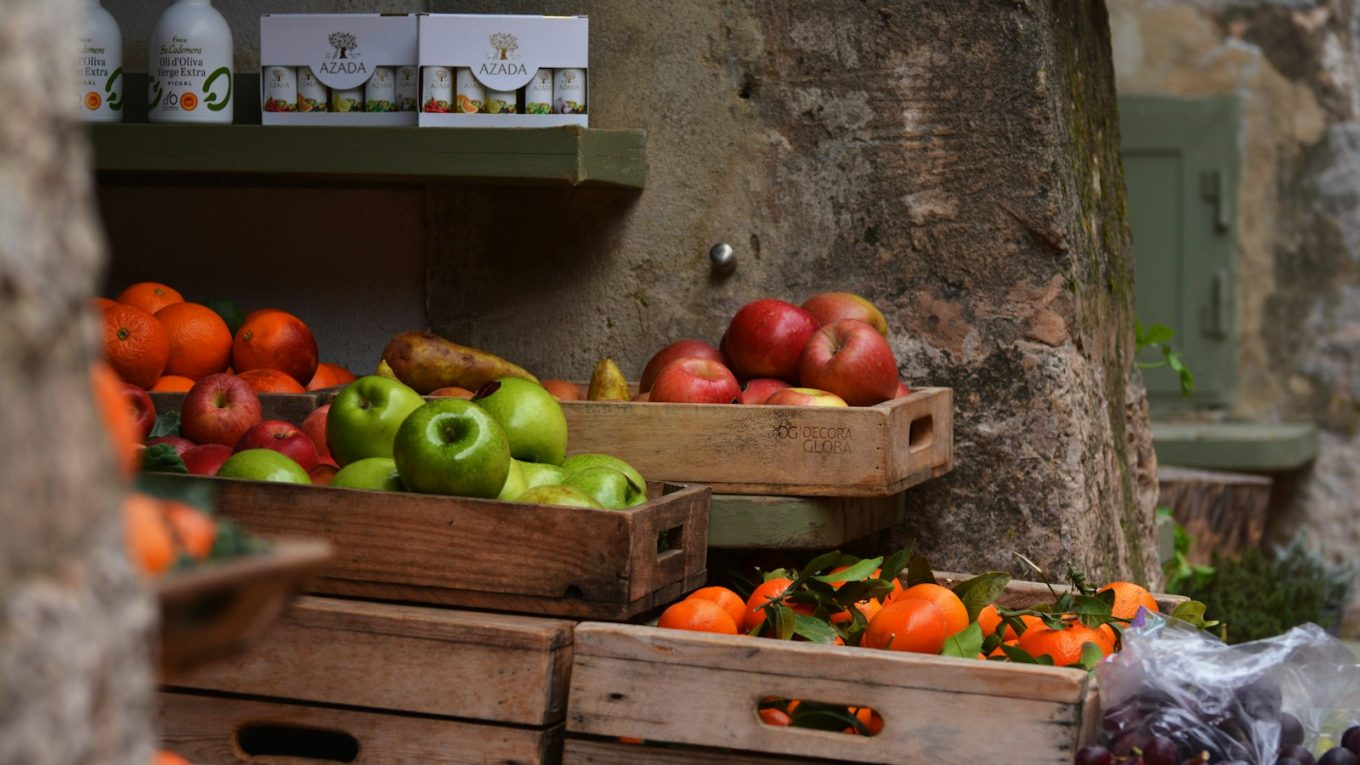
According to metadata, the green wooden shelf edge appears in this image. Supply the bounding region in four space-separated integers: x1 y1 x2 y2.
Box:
1151 421 1319 472
89 124 647 188
708 493 904 550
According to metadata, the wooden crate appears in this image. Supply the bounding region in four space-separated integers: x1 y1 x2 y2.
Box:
566 623 1099 765
158 539 332 678
161 691 562 765
144 473 709 621
560 388 953 497
708 492 903 549
148 391 319 425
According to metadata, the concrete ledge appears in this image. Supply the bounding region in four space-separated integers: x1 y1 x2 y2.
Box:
1151 422 1319 472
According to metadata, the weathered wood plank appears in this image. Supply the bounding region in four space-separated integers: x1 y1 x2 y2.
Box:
170 596 574 726
561 388 953 496
708 493 903 549
564 737 848 765
567 623 1094 765
159 691 563 765
1157 466 1271 564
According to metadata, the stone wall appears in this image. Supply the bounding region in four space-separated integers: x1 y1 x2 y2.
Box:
1110 0 1360 634
99 0 1159 585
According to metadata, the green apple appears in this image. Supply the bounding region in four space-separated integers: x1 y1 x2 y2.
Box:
561 453 645 494
562 467 646 509
327 375 426 467
514 485 603 509
472 378 569 465
496 458 527 501
331 457 404 492
518 459 566 489
392 399 511 498
217 449 311 484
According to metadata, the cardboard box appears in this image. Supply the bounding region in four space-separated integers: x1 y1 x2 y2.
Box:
418 14 588 127
260 14 418 126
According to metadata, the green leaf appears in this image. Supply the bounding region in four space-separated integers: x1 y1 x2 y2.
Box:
1067 595 1113 628
1170 600 1218 630
792 614 840 644
796 551 847 582
140 442 187 474
879 545 913 583
1000 643 1040 664
951 572 1011 621
1142 324 1175 345
148 410 181 439
789 705 859 733
1072 641 1105 671
812 556 882 586
904 554 935 587
767 602 797 641
940 622 985 658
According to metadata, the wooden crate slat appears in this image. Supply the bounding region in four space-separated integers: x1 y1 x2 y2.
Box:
568 624 1094 765
708 493 903 549
564 737 848 765
159 690 562 765
170 596 573 726
561 387 952 496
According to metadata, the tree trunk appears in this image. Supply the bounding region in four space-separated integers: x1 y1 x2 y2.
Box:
0 2 155 764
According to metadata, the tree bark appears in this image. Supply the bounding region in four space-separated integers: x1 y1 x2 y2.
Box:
0 1 154 763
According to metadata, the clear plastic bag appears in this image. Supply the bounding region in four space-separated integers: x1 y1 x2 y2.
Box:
1096 613 1360 764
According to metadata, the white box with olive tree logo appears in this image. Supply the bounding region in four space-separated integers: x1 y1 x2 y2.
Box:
260 14 418 126
418 14 588 128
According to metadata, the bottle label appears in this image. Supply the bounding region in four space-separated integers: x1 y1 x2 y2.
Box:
455 67 484 113
331 86 363 113
297 66 329 112
524 68 552 114
486 89 517 114
149 35 231 117
364 66 395 112
262 66 297 112
79 34 123 116
396 66 418 111
422 66 453 113
553 68 586 114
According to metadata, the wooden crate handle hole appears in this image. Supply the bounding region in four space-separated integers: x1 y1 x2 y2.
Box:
908 415 934 453
235 722 360 762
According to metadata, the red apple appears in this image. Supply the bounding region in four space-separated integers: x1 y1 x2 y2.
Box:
633 391 651 402
801 292 889 337
541 379 586 401
638 340 724 392
146 435 194 456
121 383 156 441
649 358 741 404
429 386 475 399
181 443 233 476
798 319 899 406
182 374 263 446
765 387 849 407
234 420 320 471
895 382 912 398
739 378 791 405
301 404 337 467
720 299 821 382
308 463 339 486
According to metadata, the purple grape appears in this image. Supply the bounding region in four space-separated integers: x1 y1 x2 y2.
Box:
1342 727 1360 756
1318 748 1358 765
1074 746 1112 765
1281 745 1317 765
1280 759 1306 765
1281 713 1306 748
1112 731 1143 757
1143 736 1181 765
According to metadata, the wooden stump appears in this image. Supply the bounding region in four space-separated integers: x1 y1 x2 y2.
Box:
1157 466 1272 564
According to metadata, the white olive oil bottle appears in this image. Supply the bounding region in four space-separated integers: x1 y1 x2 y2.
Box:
147 0 234 123
79 0 123 122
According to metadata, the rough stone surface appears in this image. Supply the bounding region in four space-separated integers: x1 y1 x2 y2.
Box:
96 0 1159 585
0 1 155 762
1112 0 1360 635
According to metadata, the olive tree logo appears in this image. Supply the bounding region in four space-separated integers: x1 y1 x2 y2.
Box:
329 31 357 59
488 32 519 61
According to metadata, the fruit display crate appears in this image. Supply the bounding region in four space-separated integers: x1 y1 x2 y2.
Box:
563 577 1185 765
160 595 571 764
158 538 333 677
707 492 904 549
559 387 953 497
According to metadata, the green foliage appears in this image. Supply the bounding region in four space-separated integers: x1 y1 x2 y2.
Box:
1159 508 1214 593
1135 320 1194 396
1173 540 1350 644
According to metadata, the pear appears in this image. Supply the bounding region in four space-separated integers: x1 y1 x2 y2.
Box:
517 460 566 490
382 331 537 394
562 467 645 509
515 485 603 509
587 358 630 401
496 459 527 501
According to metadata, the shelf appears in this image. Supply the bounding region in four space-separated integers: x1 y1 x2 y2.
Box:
89 123 647 188
1151 420 1319 472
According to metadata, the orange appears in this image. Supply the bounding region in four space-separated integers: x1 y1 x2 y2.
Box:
686 586 746 629
894 583 969 637
156 302 233 380
92 296 118 311
743 577 794 631
117 281 183 316
151 375 195 392
307 362 357 391
1094 623 1118 655
91 362 140 476
1099 581 1160 621
657 598 738 634
123 493 175 576
232 309 319 385
977 603 1018 641
104 304 170 389
759 707 791 726
237 368 307 394
156 751 192 765
163 500 216 560
1017 620 1110 666
862 599 949 653
851 706 884 736
831 597 883 625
